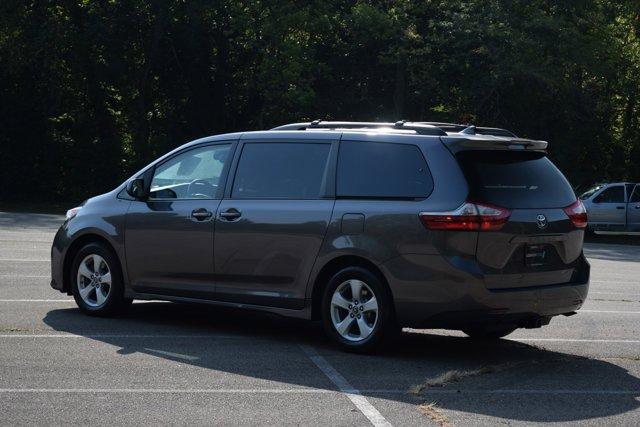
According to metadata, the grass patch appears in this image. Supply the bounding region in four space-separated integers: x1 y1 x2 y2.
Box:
418 402 452 427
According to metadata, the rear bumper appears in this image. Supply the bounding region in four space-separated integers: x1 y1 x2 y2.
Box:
385 253 590 328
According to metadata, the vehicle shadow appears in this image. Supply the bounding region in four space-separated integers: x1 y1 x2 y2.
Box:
43 302 640 422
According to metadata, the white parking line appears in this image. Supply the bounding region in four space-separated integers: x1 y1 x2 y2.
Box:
512 338 640 344
0 299 73 302
300 344 392 427
0 388 338 394
590 291 640 296
0 388 635 395
417 389 640 395
0 334 243 339
580 310 640 314
0 275 49 278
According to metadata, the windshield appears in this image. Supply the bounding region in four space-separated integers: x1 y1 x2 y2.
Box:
579 184 604 200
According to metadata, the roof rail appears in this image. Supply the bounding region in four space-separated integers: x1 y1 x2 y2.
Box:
273 120 517 138
417 122 517 137
271 120 447 136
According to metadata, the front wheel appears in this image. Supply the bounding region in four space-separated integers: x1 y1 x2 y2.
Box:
321 267 394 352
70 242 129 316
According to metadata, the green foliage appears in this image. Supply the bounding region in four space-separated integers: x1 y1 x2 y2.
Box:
1 0 639 202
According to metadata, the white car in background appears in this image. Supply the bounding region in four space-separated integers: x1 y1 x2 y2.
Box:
580 182 640 235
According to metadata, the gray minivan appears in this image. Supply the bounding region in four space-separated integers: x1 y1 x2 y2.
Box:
51 121 590 351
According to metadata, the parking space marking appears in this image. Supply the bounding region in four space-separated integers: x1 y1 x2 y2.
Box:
0 388 636 395
512 338 640 343
300 344 392 427
0 299 73 302
580 310 640 314
0 388 338 394
0 334 244 339
590 291 640 296
0 275 49 278
415 389 640 395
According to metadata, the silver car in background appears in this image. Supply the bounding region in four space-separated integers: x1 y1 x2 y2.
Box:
580 182 640 234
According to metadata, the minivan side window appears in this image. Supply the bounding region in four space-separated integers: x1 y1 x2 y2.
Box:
593 186 625 203
337 141 433 198
231 142 331 199
149 144 230 200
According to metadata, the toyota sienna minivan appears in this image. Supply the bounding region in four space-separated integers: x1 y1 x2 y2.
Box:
51 121 590 351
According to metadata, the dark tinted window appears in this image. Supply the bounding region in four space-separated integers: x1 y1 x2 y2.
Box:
630 185 640 203
594 186 625 203
337 141 433 198
232 143 330 199
457 151 575 209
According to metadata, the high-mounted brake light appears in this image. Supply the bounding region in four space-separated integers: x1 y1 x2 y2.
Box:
563 199 588 228
419 202 511 231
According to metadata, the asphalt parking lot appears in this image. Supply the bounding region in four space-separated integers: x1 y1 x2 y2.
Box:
0 212 639 426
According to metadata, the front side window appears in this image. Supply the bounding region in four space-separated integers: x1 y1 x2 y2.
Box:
593 186 625 204
232 142 331 199
337 141 433 198
629 185 640 203
149 144 230 199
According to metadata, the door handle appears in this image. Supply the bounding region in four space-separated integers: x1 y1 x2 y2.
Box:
219 208 242 220
616 206 625 210
191 208 213 221
635 205 640 209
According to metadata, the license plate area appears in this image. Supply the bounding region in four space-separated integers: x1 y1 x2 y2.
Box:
525 244 548 267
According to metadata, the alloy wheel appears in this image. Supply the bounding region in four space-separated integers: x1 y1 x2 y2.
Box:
76 254 111 307
330 279 379 342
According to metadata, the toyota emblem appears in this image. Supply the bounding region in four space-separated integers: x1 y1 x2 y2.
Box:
536 214 548 229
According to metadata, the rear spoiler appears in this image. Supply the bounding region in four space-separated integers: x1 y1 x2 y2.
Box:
441 134 548 153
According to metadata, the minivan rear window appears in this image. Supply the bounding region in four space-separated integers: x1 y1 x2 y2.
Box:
456 151 576 209
337 141 433 198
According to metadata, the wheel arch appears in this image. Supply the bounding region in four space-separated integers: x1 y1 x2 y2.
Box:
309 254 395 321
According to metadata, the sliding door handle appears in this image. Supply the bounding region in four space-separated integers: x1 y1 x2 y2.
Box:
219 208 242 220
191 208 213 221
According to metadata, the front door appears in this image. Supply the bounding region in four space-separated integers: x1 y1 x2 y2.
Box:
588 185 626 231
125 142 233 297
627 184 640 232
214 140 336 309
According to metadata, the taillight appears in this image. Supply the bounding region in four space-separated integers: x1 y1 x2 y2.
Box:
419 202 511 231
563 199 588 228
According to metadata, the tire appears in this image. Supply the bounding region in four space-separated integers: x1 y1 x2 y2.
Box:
321 266 394 353
463 325 517 340
70 242 129 317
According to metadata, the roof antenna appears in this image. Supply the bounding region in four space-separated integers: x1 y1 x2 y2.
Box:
394 120 407 128
459 125 476 135
310 119 322 126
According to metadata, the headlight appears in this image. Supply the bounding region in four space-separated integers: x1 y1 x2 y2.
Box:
66 207 82 220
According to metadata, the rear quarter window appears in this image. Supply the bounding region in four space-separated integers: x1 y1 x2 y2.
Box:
456 151 576 209
337 141 433 199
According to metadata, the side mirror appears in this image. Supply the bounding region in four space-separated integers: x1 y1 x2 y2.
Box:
126 178 147 199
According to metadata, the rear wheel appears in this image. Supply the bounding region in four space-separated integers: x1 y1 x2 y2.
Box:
70 242 128 316
463 325 517 340
321 267 394 352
